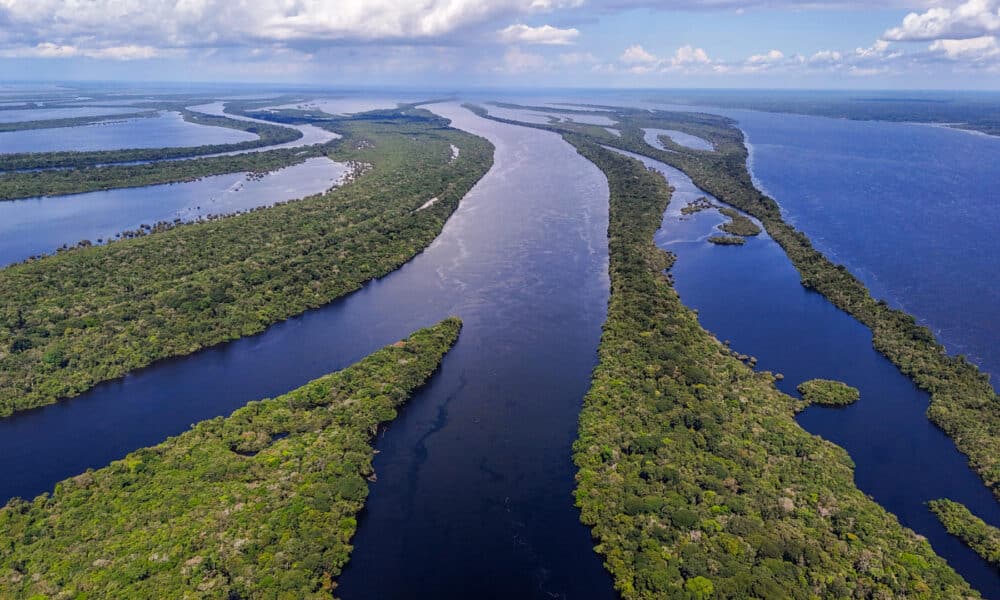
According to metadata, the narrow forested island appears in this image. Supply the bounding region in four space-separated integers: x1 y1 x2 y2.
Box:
565 140 975 598
929 499 1000 569
0 318 460 598
0 108 493 417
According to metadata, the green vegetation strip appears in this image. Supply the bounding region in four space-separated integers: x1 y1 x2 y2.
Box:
718 207 761 237
568 139 976 599
0 110 493 417
928 499 1000 568
0 110 302 171
798 379 861 406
603 110 1000 503
0 144 326 201
0 318 461 598
0 110 158 133
489 101 1000 504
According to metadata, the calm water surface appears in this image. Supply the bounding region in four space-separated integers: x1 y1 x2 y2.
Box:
641 101 1000 384
0 105 139 123
0 111 257 154
616 146 1000 597
0 104 616 599
187 101 339 153
0 157 348 267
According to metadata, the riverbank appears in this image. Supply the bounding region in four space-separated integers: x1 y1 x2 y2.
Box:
0 318 461 598
0 108 493 417
568 137 977 598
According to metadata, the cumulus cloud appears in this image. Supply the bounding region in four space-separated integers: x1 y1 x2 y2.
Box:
929 34 1000 58
0 0 584 55
498 23 579 44
620 44 658 64
884 0 1000 41
671 44 711 65
747 49 784 63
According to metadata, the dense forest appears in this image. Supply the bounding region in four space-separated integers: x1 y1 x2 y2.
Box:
602 109 1000 506
0 318 461 598
928 499 1000 569
475 99 1000 589
0 143 327 201
0 108 493 417
566 138 976 598
797 379 861 406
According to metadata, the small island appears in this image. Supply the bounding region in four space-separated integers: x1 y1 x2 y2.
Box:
707 234 746 245
681 196 715 215
718 207 762 237
798 378 861 406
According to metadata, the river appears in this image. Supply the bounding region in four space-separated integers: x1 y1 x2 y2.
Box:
0 156 349 267
613 146 1000 598
0 110 258 153
0 103 617 599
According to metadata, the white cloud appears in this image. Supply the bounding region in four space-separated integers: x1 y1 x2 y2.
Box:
498 23 579 45
884 0 1000 41
929 34 1000 58
620 44 658 64
747 49 784 63
0 0 585 55
810 49 843 63
0 42 160 60
671 44 711 65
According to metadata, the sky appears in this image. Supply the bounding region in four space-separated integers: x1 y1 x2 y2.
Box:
0 0 999 89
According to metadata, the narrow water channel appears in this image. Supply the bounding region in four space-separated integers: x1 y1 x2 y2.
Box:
0 104 616 599
614 147 1000 597
0 156 349 267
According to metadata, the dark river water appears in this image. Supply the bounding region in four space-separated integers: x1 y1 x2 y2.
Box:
638 101 1000 386
0 104 617 599
616 147 1000 598
0 157 348 267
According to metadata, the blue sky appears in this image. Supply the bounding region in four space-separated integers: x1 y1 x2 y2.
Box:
0 1 998 89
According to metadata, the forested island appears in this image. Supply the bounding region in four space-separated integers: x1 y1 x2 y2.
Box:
467 103 979 597
0 318 460 598
929 499 1000 568
0 144 327 200
798 379 861 406
568 139 974 598
0 107 493 417
0 109 301 171
474 99 1000 582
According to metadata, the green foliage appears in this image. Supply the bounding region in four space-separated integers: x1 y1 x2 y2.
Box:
0 109 494 417
0 318 462 598
706 235 746 246
508 100 1000 505
0 145 325 201
929 499 1000 567
717 207 761 237
798 379 860 406
562 140 977 598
